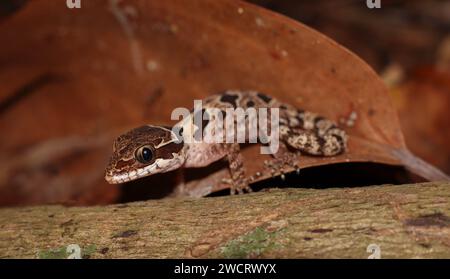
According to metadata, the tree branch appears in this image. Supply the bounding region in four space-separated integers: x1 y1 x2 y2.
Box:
0 182 449 258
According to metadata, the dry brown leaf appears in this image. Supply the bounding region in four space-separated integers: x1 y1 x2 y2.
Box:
0 0 447 204
391 67 450 175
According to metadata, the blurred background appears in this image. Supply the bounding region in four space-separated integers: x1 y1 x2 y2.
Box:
0 0 449 206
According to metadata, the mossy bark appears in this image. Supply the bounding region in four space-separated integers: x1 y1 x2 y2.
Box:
0 182 449 259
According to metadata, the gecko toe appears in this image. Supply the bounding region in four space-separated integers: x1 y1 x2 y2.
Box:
223 177 252 195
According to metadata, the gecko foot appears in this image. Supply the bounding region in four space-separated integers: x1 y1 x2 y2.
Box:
264 151 301 180
221 178 253 195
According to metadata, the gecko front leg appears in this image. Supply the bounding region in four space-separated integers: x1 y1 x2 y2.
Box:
223 143 252 194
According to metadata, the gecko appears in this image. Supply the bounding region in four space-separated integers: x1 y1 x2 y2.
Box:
105 90 347 194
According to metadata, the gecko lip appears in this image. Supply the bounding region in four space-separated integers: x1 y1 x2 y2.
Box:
105 156 183 184
105 169 149 184
105 171 145 184
105 162 160 184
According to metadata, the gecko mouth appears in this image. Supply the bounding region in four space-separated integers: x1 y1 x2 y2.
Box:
106 170 147 184
105 157 180 184
105 164 158 184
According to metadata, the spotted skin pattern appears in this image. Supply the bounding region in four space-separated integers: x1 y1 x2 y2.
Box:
105 90 347 194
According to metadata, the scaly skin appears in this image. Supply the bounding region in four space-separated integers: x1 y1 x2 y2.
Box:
105 90 347 194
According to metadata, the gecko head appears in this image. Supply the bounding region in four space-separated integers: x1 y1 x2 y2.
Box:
105 125 185 184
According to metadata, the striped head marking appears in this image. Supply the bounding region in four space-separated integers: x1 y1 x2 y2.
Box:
105 125 185 184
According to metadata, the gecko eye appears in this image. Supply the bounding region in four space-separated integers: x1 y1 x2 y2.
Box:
135 146 154 164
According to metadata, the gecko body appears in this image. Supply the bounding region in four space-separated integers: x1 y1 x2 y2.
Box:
105 90 347 194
